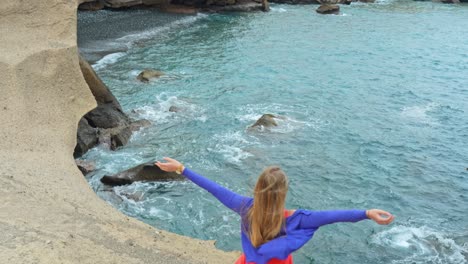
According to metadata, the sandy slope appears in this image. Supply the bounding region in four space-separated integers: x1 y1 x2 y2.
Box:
0 1 239 263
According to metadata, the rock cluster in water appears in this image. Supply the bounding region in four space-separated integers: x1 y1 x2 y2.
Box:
75 55 150 158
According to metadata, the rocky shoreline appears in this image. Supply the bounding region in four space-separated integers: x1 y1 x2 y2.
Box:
0 0 239 263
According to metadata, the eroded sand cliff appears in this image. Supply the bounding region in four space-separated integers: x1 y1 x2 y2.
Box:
0 1 239 263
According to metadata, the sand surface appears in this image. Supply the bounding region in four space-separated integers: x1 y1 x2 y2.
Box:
0 1 239 263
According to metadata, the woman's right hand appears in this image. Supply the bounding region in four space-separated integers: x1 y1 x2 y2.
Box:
366 209 394 225
155 157 183 173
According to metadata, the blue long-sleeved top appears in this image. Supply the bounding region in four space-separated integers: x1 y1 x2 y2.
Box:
182 168 368 264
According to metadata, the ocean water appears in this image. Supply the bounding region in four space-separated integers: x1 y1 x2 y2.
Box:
78 2 468 263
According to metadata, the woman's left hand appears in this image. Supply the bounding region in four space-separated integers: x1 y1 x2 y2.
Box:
155 157 183 172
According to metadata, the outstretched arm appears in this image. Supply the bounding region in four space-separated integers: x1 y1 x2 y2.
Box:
299 209 393 229
156 157 251 215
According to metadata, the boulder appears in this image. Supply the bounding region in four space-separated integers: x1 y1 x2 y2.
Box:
439 0 460 3
250 114 279 128
100 162 186 186
136 69 165 82
316 4 339 14
85 103 130 129
75 118 98 158
75 159 96 175
169 105 181 112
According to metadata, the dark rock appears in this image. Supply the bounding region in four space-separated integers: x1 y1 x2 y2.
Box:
75 159 96 175
85 103 130 129
169 105 181 112
79 1 105 10
74 118 98 158
316 4 339 14
269 0 320 4
250 114 279 128
97 125 132 150
439 0 460 3
104 0 143 8
136 69 164 83
100 162 185 186
203 2 263 11
110 126 132 150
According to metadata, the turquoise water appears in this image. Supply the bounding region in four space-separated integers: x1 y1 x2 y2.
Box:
78 2 468 263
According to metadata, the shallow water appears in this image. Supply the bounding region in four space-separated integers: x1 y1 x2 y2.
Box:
78 2 468 263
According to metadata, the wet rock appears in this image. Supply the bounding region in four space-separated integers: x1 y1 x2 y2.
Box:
85 104 130 129
137 69 164 83
316 4 339 14
101 162 185 186
269 0 320 4
169 105 181 112
250 114 279 128
75 160 96 175
75 118 98 158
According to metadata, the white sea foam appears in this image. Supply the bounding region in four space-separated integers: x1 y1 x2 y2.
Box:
371 225 468 264
401 102 440 125
132 93 206 124
207 131 257 164
148 207 174 220
270 7 287 13
92 52 126 71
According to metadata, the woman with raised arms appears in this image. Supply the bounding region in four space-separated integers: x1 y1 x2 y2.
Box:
156 157 394 264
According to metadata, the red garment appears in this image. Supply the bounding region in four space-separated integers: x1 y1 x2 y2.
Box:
235 211 294 264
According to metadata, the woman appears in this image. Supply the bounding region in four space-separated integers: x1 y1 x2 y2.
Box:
156 157 394 264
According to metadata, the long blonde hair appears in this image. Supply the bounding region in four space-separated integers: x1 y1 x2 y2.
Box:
247 166 289 248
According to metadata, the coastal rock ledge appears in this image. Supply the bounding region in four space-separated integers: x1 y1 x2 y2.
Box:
0 0 239 263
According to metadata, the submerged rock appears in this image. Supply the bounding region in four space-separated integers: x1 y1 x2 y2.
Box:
101 162 185 186
137 69 165 82
316 4 340 14
250 114 279 128
169 105 181 112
